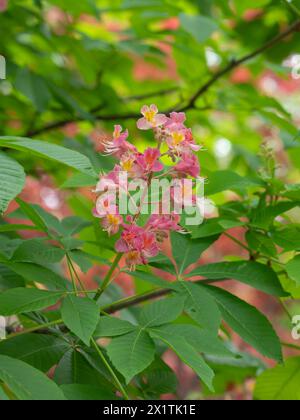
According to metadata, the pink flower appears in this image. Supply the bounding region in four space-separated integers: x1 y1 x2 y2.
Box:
115 224 144 253
166 126 201 154
103 125 136 157
137 104 168 130
124 251 143 271
146 213 182 238
94 193 117 217
136 148 164 174
94 165 128 193
101 213 123 236
120 153 143 178
164 112 186 129
174 153 200 178
116 225 159 270
140 231 159 259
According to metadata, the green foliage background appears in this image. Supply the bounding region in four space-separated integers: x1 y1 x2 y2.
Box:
0 0 300 401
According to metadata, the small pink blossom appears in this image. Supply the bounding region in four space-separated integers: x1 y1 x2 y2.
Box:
120 153 143 178
164 112 186 129
166 126 201 154
102 213 123 236
137 104 168 130
136 148 164 174
146 213 182 235
174 153 200 178
115 224 144 253
103 125 136 157
94 193 117 217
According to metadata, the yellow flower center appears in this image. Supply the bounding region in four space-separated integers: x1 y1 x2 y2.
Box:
171 132 185 145
144 110 156 122
121 158 134 172
107 214 120 226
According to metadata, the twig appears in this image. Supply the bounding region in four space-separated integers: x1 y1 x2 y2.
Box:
26 20 300 137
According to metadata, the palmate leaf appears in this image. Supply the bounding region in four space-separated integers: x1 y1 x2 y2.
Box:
0 152 25 215
0 334 70 372
0 288 65 316
171 232 218 275
54 349 115 391
61 295 99 346
0 137 97 178
202 285 282 362
0 355 66 400
177 281 221 333
11 238 65 265
138 295 185 327
107 328 156 384
3 261 70 290
158 324 233 358
189 261 287 297
254 357 300 400
149 326 215 391
94 316 136 338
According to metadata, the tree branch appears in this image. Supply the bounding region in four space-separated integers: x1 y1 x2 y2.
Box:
26 20 300 138
180 19 300 110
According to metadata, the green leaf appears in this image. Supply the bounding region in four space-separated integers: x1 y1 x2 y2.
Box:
0 152 25 215
202 285 282 362
140 358 178 398
61 384 117 400
0 355 66 400
171 232 217 275
4 261 69 290
286 255 300 285
15 68 52 111
191 218 244 239
0 137 97 177
160 324 233 358
251 201 300 230
179 13 218 43
178 281 221 333
15 198 48 232
61 172 97 189
11 239 65 265
138 295 185 327
130 269 176 288
0 288 64 316
94 316 136 338
246 231 277 258
205 170 262 196
254 357 300 400
60 216 92 236
272 226 300 252
107 328 156 384
150 326 215 391
0 265 25 291
189 261 287 297
61 295 99 345
54 349 114 390
0 334 69 372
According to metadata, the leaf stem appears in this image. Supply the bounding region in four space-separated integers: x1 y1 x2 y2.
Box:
281 341 300 351
91 338 130 400
5 319 63 341
93 253 123 301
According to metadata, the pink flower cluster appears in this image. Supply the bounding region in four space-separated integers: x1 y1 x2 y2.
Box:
93 105 201 271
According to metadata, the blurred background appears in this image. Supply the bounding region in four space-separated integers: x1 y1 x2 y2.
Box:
1 0 300 399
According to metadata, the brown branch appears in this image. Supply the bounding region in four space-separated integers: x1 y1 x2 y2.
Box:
102 278 223 314
26 20 300 138
180 19 300 110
